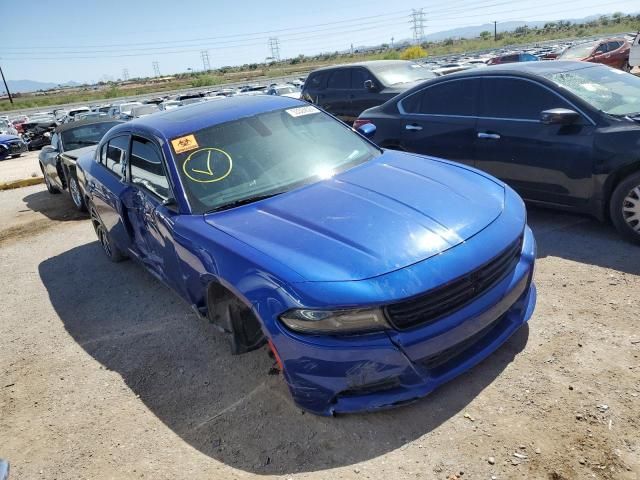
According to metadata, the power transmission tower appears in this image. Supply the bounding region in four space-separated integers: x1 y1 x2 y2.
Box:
268 37 281 61
200 50 211 71
152 61 160 77
410 9 426 45
122 68 129 81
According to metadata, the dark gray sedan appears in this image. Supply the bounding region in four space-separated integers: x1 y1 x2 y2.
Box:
39 119 122 211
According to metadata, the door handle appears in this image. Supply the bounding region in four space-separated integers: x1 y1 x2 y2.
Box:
405 124 423 131
477 132 501 140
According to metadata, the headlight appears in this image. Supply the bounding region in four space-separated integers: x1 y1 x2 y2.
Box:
279 307 390 335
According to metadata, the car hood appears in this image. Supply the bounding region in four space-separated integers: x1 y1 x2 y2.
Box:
205 151 505 282
61 145 96 161
0 134 21 143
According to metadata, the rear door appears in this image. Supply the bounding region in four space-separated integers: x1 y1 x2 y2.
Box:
474 76 596 207
323 68 352 121
397 77 479 167
90 135 133 251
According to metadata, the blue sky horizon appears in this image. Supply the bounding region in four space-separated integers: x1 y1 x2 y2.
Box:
1 0 638 84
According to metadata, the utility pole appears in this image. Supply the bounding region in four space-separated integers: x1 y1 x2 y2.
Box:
268 37 281 62
410 9 426 45
200 50 211 71
391 37 395 49
0 63 13 104
152 61 160 77
122 68 129 81
494 21 498 41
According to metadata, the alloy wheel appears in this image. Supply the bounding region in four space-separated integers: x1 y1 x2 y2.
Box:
69 177 82 208
96 225 112 257
622 185 640 232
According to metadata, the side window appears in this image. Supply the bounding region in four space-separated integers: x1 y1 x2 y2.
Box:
607 41 621 51
351 69 371 90
130 137 170 200
103 135 129 178
594 43 608 55
327 69 351 89
308 72 327 89
402 79 478 116
480 78 571 120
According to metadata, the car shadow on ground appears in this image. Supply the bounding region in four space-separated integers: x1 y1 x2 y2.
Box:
22 189 86 222
527 206 640 276
39 241 528 475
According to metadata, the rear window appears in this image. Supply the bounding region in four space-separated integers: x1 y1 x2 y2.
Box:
327 69 351 89
307 72 327 89
402 79 477 116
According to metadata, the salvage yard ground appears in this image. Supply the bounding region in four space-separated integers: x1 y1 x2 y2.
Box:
0 184 638 480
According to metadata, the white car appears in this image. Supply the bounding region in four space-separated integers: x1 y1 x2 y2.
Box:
266 84 301 99
630 33 640 68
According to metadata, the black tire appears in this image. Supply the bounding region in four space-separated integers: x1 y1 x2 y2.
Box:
41 164 61 194
622 62 632 73
610 171 640 244
89 206 127 262
11 154 21 159
67 170 87 212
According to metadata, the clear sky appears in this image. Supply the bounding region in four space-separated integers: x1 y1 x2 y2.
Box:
1 0 638 84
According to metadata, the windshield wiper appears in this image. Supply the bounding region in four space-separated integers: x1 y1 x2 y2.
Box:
206 192 283 213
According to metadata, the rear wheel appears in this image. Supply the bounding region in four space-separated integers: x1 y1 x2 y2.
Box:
610 172 640 244
623 62 632 73
67 170 87 212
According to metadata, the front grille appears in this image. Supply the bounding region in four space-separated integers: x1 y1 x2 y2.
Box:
385 236 523 330
8 141 25 154
417 313 507 371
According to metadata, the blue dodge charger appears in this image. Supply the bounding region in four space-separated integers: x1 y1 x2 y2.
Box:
77 96 536 415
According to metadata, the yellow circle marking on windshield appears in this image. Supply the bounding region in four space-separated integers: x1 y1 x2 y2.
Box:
182 148 233 183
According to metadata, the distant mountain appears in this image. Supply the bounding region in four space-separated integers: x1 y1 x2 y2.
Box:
3 79 81 93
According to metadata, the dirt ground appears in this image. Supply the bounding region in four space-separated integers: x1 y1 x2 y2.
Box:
0 151 43 184
0 184 638 480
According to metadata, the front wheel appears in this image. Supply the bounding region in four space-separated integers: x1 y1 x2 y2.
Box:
610 172 640 244
67 170 87 212
90 206 127 262
42 164 61 194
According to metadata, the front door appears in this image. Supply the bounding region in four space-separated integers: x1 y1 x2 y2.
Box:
398 78 480 167
474 77 595 208
122 136 175 281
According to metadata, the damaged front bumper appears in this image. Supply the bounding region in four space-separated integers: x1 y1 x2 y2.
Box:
272 227 536 416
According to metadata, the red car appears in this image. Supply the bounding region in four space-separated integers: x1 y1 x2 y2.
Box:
559 38 631 71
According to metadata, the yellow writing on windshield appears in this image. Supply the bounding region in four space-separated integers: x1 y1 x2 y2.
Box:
183 148 233 183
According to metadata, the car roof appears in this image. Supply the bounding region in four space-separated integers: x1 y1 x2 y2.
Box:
55 118 123 134
448 60 601 78
109 95 304 140
310 60 415 73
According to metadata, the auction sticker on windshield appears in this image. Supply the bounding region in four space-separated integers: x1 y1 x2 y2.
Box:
171 134 199 154
285 106 319 117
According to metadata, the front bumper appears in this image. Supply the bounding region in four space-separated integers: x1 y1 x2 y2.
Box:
274 227 536 416
0 140 27 159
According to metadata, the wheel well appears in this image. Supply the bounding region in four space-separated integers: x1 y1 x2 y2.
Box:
603 162 640 219
206 282 265 355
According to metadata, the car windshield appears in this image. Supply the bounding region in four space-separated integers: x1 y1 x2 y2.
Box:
545 66 640 116
560 42 596 60
60 122 120 150
372 62 436 86
171 106 380 214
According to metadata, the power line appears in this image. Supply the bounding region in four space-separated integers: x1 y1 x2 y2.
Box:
200 50 211 71
152 61 160 77
410 8 426 44
268 37 281 61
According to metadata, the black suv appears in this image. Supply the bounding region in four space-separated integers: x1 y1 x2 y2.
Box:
356 61 640 243
301 60 435 123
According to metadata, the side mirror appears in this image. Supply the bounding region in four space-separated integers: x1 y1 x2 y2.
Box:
357 123 377 138
541 108 580 125
364 79 377 91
